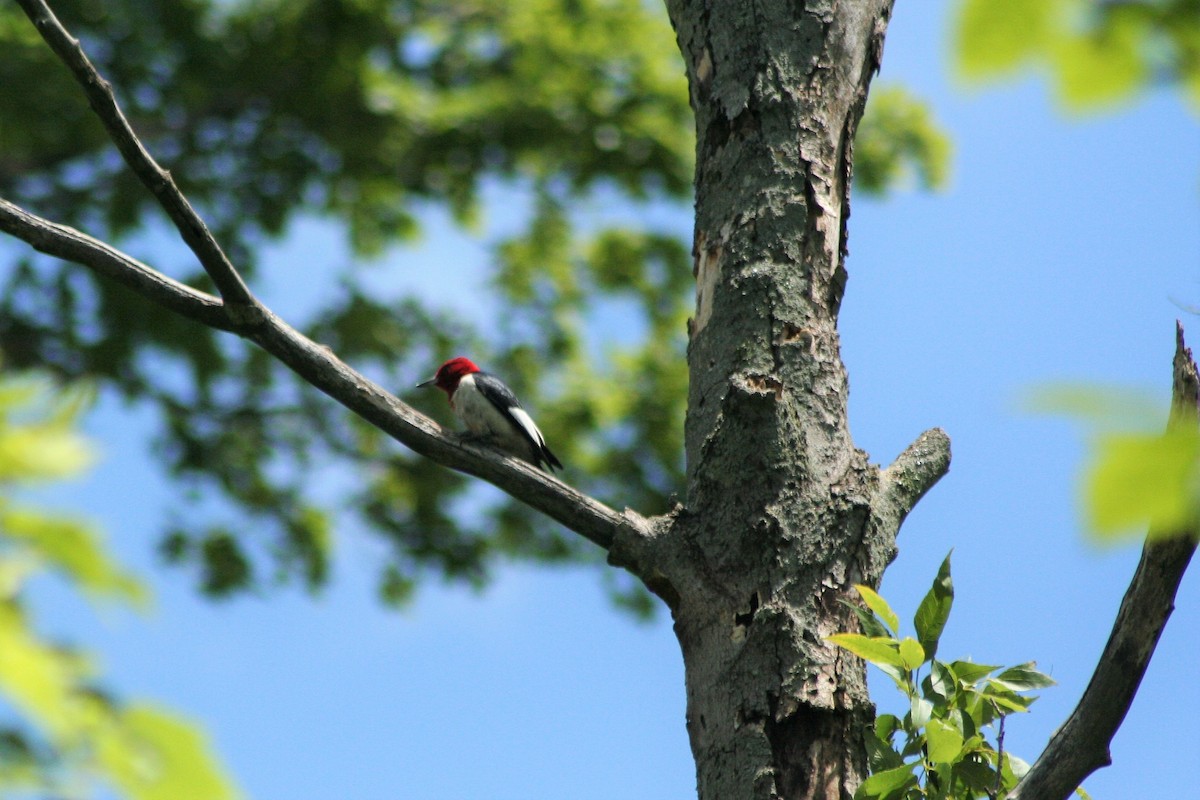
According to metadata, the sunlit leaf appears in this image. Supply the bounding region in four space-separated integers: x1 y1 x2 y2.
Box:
910 696 933 729
925 717 965 763
927 659 954 700
955 0 1060 79
0 425 95 482
841 598 891 639
826 634 904 668
898 637 925 671
0 504 148 606
858 762 917 798
0 606 83 740
855 85 952 194
946 659 1001 686
1085 428 1200 540
1002 752 1032 787
96 705 240 800
993 663 1056 691
1024 384 1163 430
913 553 953 661
1052 14 1147 109
854 584 899 635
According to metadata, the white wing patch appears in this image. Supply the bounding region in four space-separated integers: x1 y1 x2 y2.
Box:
507 406 547 448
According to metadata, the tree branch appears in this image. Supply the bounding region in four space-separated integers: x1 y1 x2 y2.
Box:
246 305 649 551
1 2 654 556
14 0 259 313
0 190 641 552
877 426 952 526
1009 322 1199 800
0 198 233 332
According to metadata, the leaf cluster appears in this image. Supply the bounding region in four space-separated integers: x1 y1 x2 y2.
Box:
955 0 1200 110
828 555 1063 800
0 368 239 799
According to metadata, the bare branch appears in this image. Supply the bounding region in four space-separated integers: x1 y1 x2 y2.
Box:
877 426 952 527
0 191 644 552
0 198 232 331
246 305 650 551
14 0 259 313
1009 322 1199 800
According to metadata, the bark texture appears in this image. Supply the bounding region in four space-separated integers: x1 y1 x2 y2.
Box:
613 2 946 799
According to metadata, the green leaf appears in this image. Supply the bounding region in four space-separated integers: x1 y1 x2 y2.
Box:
1001 752 1032 788
875 713 902 742
925 717 965 764
954 0 1060 79
0 503 148 606
910 696 934 729
994 663 1056 691
865 725 906 774
1051 14 1147 109
855 85 952 195
827 634 905 668
926 660 954 701
947 660 1001 686
1084 428 1200 540
0 424 95 482
96 704 240 800
1023 384 1162 429
982 680 1037 713
0 605 82 740
858 763 918 799
955 755 1000 793
842 599 891 639
913 553 954 661
854 584 900 635
898 637 926 671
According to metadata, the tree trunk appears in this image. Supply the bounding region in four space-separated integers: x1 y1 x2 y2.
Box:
617 2 946 798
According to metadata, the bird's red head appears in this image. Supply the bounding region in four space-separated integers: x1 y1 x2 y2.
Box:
418 356 480 395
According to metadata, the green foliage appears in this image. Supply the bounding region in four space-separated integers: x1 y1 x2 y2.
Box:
0 0 949 612
829 554 1059 800
0 370 240 799
856 86 952 194
1029 385 1200 542
954 0 1200 111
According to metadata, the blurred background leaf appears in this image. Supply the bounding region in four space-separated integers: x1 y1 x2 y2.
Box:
0 368 240 799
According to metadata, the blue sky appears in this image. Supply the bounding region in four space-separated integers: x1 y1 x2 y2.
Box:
17 2 1200 799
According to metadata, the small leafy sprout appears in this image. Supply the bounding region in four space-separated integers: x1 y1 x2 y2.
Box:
827 553 1059 800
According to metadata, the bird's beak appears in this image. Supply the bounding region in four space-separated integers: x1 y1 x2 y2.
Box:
417 377 437 388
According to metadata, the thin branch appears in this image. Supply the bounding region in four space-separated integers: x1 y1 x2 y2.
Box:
1008 321 1199 800
247 305 648 551
14 0 258 313
0 198 233 331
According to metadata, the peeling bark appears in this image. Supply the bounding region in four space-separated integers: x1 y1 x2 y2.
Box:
625 2 948 798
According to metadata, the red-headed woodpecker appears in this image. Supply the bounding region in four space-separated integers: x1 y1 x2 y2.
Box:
418 357 563 472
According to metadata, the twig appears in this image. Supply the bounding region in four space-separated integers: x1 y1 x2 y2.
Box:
991 716 1005 800
14 0 259 314
1008 322 1199 799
